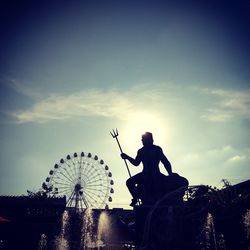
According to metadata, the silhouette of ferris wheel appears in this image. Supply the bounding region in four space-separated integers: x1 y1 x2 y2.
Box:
42 152 114 209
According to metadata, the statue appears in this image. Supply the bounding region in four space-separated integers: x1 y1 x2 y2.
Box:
121 132 188 206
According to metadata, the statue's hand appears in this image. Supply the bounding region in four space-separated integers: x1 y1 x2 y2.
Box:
120 153 128 160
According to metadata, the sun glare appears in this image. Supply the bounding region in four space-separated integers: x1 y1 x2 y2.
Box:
121 111 172 152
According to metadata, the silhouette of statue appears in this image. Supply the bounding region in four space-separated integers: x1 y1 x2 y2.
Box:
121 132 174 206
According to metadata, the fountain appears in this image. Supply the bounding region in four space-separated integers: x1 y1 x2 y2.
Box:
97 211 111 249
81 208 98 249
50 208 114 249
243 210 250 239
203 213 217 250
243 209 250 248
54 210 69 250
38 233 48 250
217 234 226 250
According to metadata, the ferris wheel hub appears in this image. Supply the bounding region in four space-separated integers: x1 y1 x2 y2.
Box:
75 183 82 192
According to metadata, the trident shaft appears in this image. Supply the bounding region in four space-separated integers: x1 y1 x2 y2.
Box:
110 129 132 178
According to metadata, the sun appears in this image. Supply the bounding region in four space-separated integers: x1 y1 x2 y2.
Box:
120 111 172 153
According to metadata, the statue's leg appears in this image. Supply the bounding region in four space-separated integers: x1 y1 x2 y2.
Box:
126 173 144 202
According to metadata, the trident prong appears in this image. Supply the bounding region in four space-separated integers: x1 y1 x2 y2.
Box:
110 128 131 177
110 128 119 138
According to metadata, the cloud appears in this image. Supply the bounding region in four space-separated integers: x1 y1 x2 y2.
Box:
200 88 250 122
11 85 166 123
9 83 250 124
200 109 232 122
228 155 246 163
177 144 249 171
0 76 42 99
175 144 250 186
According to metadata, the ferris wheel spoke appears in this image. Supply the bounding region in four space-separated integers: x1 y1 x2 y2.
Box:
56 171 74 184
63 166 75 184
57 190 72 197
85 186 104 193
58 186 73 194
67 189 75 203
87 182 107 187
54 176 73 186
83 186 103 201
78 197 84 210
61 165 76 183
82 163 89 178
97 194 109 198
92 170 106 179
89 167 102 180
54 185 72 192
62 164 77 182
81 173 90 183
86 184 104 189
80 170 88 184
83 187 98 195
85 171 102 182
53 179 72 189
86 183 103 189
86 196 99 207
57 189 71 196
82 165 97 179
82 191 95 207
87 171 101 180
86 186 109 193
71 161 79 183
85 179 101 187
70 193 78 207
58 186 73 192
66 189 76 207
77 157 82 170
83 164 92 179
58 169 75 184
55 182 73 191
78 197 84 209
86 185 108 191
82 194 92 207
84 164 97 180
65 160 78 181
88 165 99 178
58 165 73 180
85 181 104 188
86 190 107 199
74 156 82 173
67 198 73 207
79 157 86 174
83 188 98 201
86 177 103 186
79 195 89 208
91 190 108 198
84 188 105 200
55 183 72 189
53 180 72 187
84 190 100 198
83 171 96 182
79 200 83 210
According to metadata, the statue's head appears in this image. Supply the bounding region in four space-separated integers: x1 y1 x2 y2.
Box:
141 132 153 146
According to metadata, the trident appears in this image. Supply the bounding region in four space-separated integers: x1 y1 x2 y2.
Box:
110 129 132 178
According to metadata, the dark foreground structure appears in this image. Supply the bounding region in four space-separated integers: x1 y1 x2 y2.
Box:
0 180 249 250
135 179 250 250
0 196 66 249
0 196 134 250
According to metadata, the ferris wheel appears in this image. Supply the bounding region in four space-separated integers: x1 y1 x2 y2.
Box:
42 152 114 209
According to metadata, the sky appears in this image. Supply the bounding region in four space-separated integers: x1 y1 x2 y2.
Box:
0 0 249 209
